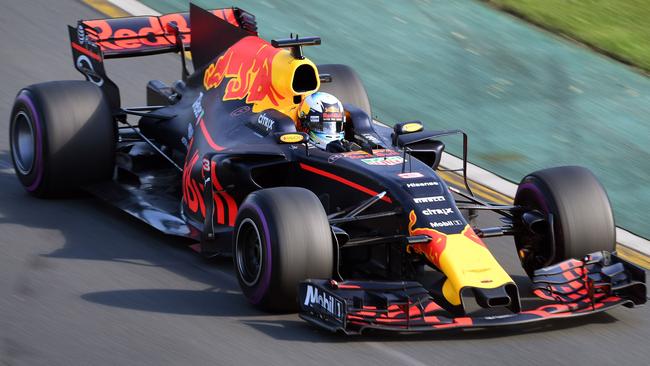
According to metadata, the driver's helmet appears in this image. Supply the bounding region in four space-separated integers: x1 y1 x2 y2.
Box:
299 92 346 150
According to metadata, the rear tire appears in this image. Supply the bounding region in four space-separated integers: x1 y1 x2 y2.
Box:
9 81 115 197
514 166 615 276
317 64 372 118
233 187 334 312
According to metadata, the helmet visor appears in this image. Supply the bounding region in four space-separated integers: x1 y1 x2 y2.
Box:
321 120 344 134
308 115 344 134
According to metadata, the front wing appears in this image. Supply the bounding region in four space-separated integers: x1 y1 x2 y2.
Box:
298 252 646 334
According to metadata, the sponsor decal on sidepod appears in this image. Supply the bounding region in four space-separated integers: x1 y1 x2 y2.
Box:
192 92 204 120
257 113 275 131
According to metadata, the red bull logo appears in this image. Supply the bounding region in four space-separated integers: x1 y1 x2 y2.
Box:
203 36 284 109
406 210 486 268
407 210 447 267
182 150 205 217
463 224 486 248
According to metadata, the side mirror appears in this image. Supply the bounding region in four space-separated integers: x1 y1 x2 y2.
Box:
395 121 423 134
392 121 423 145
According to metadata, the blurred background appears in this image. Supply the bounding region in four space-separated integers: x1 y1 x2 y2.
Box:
141 0 650 239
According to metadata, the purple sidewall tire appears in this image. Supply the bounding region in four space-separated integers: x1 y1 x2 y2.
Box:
12 91 44 192
239 202 272 305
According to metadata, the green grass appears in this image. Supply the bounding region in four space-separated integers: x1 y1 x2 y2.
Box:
486 0 650 71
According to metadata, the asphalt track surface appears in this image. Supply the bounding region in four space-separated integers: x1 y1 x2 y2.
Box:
0 1 649 365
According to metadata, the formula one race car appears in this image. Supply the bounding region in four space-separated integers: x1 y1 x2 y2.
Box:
9 4 646 334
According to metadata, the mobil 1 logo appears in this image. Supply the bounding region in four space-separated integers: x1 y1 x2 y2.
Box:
421 207 464 228
301 284 345 323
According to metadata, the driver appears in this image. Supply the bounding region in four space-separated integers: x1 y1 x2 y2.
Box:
298 92 359 152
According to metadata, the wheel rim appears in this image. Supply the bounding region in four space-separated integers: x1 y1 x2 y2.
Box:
236 218 263 286
12 111 36 175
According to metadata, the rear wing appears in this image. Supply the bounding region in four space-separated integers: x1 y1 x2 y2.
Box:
76 8 256 58
68 7 257 110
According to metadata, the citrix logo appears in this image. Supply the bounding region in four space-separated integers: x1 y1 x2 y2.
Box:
421 208 453 216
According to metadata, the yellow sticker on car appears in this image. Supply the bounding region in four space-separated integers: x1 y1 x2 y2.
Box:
401 122 423 133
279 133 305 143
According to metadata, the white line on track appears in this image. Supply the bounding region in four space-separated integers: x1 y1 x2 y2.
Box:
106 0 160 16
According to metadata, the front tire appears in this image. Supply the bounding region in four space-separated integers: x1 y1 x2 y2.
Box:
9 80 115 197
514 166 615 276
233 187 334 311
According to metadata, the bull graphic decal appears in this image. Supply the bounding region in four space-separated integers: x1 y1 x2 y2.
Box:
203 37 284 111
